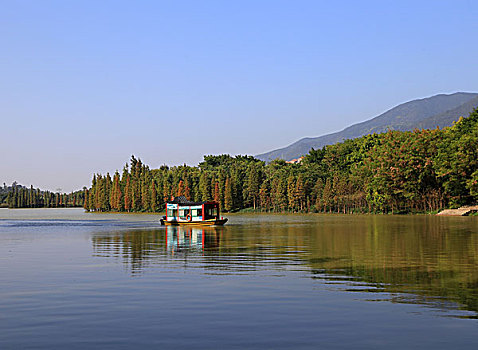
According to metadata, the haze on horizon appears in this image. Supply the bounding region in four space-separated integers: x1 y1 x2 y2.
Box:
1 0 477 192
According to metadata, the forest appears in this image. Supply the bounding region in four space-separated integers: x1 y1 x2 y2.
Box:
83 108 478 214
4 183 85 209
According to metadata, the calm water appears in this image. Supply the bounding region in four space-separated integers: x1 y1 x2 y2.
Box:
1 208 477 349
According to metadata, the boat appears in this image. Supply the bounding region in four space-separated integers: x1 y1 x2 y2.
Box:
160 196 228 226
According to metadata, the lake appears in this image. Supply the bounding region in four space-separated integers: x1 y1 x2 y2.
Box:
1 208 477 349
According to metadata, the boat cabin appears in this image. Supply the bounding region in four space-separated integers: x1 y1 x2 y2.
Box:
162 196 226 225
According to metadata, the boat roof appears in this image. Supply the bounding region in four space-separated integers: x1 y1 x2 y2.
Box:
167 196 217 206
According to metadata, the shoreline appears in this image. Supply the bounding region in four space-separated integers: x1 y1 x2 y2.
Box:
2 207 476 217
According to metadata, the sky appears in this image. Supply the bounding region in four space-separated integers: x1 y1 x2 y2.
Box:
1 0 478 192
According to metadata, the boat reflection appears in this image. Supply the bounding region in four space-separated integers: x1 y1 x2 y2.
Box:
165 226 221 253
91 226 224 273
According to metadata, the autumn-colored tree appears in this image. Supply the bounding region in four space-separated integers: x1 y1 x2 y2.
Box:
177 180 185 197
214 181 220 203
111 172 121 211
184 178 191 200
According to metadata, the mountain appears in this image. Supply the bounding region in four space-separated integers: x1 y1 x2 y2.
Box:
416 95 478 129
256 92 478 162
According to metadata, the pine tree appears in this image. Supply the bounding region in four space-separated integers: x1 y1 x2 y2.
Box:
276 178 288 212
244 163 261 209
163 179 171 203
313 178 324 212
6 191 12 208
131 180 138 211
150 180 158 212
218 172 225 208
214 181 220 203
259 181 270 211
199 172 211 201
177 180 185 197
295 174 306 211
322 178 333 213
110 172 121 211
224 177 233 212
124 176 132 212
141 179 150 211
287 175 296 211
84 189 89 211
29 185 34 208
184 178 191 200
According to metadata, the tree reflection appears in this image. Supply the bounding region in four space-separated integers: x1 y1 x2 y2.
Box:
90 215 478 317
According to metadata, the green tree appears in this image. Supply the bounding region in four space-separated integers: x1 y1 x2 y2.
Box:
199 172 211 201
224 177 233 212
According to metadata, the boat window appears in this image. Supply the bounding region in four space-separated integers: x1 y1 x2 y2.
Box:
194 209 202 217
205 206 218 219
179 208 190 220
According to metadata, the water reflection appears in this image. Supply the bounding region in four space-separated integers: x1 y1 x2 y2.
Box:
91 215 478 318
91 226 224 274
165 226 221 253
92 229 164 273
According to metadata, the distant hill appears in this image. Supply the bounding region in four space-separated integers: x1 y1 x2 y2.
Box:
416 95 478 129
256 92 478 162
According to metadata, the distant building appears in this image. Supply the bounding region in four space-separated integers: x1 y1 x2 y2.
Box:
286 156 304 164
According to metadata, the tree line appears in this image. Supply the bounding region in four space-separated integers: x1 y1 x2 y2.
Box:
85 108 478 214
4 183 85 209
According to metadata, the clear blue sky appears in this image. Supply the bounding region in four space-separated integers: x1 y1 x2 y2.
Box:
1 0 477 192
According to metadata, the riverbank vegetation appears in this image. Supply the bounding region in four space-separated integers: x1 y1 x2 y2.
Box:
84 108 477 214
